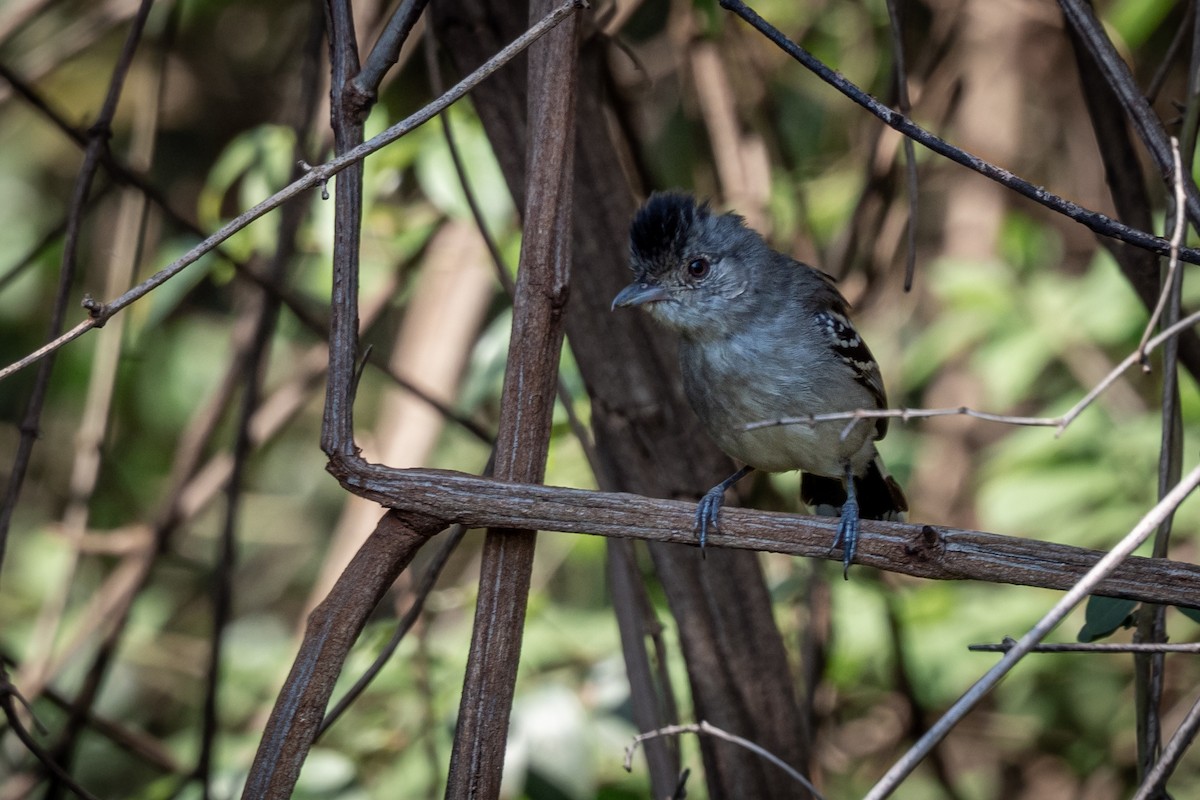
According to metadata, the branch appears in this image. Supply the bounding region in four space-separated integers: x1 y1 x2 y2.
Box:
241 511 444 800
444 1 581 794
624 721 823 800
740 303 1200 437
318 523 468 736
1057 0 1200 228
0 0 156 578
325 458 1200 610
0 0 588 386
717 0 1200 265
1133 690 1200 800
864 463 1200 800
0 666 101 800
970 640 1200 654
349 0 431 112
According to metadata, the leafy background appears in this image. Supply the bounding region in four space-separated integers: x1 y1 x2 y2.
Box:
2 0 1199 797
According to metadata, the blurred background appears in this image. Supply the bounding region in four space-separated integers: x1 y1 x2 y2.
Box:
2 0 1200 797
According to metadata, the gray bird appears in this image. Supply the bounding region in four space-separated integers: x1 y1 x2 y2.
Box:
612 192 906 575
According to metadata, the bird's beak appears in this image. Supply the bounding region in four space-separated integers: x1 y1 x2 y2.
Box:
612 281 669 310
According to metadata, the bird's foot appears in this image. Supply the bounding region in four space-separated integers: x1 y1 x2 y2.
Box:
832 499 860 579
693 486 727 559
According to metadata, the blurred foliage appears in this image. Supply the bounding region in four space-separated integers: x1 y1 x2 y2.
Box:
2 0 1200 798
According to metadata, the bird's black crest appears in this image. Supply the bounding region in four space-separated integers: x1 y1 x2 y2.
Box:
629 192 707 265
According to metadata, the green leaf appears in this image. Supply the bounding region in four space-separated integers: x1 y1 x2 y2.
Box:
1078 596 1137 642
1176 606 1200 625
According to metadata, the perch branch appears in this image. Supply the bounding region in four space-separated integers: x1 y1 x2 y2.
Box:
325 458 1200 611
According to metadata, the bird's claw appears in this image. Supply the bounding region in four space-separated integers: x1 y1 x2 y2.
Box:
694 487 726 559
831 499 860 579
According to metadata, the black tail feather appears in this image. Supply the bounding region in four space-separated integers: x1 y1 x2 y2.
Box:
801 457 907 520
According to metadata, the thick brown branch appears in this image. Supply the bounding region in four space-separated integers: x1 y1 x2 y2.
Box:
443 3 580 796
327 458 1200 610
242 510 444 800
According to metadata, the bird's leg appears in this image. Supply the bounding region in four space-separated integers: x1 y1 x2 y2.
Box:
832 464 860 579
694 465 754 557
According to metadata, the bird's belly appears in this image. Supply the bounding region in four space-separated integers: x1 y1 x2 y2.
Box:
710 412 872 476
681 343 876 477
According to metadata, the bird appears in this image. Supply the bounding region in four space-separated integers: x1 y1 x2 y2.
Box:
611 191 906 576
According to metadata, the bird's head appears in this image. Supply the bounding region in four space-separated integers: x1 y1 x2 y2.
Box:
612 192 770 340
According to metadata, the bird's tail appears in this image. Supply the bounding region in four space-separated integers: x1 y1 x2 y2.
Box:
801 455 907 521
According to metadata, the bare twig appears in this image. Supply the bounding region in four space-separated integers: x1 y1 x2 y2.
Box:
0 0 155 579
350 0 432 110
1146 2 1194 103
317 522 468 736
423 30 598 469
1057 0 1200 228
1134 133 1189 790
607 539 682 796
0 653 183 774
716 0 1200 265
1133 690 1200 800
0 666 102 800
0 186 111 294
741 304 1200 437
970 639 1200 654
885 593 966 800
624 721 824 800
1136 138 1186 364
863 463 1200 800
882 0 918 291
0 0 588 386
241 511 445 799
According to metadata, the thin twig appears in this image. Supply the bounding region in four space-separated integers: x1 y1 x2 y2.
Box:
317 522 468 735
32 15 172 788
0 667 102 800
884 593 966 800
0 186 112 294
0 0 589 386
351 0 432 109
0 0 155 578
1145 1 1194 103
1057 0 1200 228
1135 132 1188 789
624 721 824 800
969 640 1200 654
0 650 183 774
241 512 446 799
882 0 918 291
423 33 599 473
741 304 1200 437
1136 138 1186 364
1133 690 1200 800
0 58 331 336
863 463 1200 800
716 0 1200 264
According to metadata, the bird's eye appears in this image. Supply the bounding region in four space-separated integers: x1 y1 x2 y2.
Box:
687 258 710 279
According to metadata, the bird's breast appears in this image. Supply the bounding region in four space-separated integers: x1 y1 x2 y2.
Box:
679 335 876 476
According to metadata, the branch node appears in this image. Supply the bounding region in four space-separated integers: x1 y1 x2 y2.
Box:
903 524 945 563
81 293 108 324
297 161 330 199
